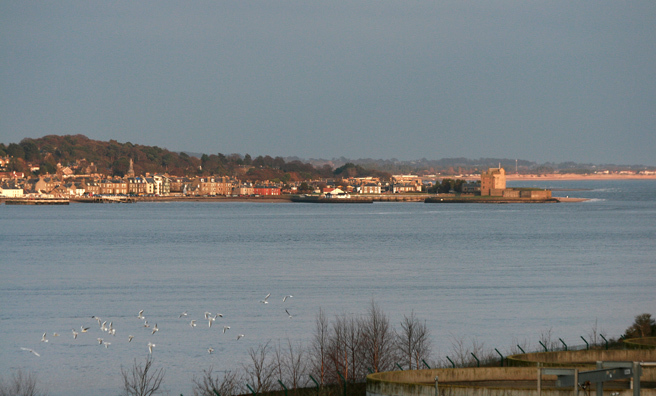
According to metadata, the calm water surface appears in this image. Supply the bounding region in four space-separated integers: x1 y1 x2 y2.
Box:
1 179 654 395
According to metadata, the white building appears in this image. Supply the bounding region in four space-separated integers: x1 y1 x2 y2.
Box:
0 187 24 198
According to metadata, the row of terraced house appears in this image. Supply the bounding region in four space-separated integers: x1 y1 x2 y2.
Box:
0 175 284 198
1 171 432 198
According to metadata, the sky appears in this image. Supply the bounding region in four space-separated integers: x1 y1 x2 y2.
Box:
1 1 655 165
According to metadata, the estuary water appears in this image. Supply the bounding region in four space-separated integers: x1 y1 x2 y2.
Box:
1 179 654 395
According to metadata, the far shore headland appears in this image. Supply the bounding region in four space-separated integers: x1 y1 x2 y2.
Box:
505 173 656 181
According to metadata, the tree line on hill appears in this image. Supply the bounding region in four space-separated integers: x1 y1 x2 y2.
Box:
0 135 390 181
1 135 652 182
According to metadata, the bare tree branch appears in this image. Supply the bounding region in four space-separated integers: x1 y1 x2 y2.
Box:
310 308 330 386
361 300 395 373
243 341 275 393
120 355 165 396
0 370 44 396
192 367 243 396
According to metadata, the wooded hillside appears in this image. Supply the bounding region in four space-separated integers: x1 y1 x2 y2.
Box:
0 135 390 181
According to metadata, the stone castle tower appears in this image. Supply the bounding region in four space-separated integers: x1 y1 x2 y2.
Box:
480 167 506 196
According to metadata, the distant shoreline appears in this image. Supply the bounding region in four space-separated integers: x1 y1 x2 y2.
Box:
505 173 656 181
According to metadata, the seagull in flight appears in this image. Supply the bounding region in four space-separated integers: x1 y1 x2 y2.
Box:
53 332 60 337
128 335 134 343
72 329 78 339
190 320 197 328
21 347 40 357
147 342 155 354
179 311 188 318
283 295 293 302
204 312 212 320
285 309 293 319
103 342 111 348
237 334 245 340
223 326 230 334
260 293 271 304
151 323 159 335
97 338 104 345
41 333 48 343
137 310 145 320
143 320 150 328
81 326 90 333
208 347 214 354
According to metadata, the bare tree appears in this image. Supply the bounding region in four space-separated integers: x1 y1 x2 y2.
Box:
0 370 44 396
509 337 531 355
281 339 308 389
328 314 349 384
539 327 559 351
272 340 285 386
243 341 275 393
396 311 431 370
192 367 243 396
587 318 603 346
469 338 487 365
448 334 471 367
121 355 165 396
344 314 365 381
361 300 395 373
310 308 330 385
448 335 489 367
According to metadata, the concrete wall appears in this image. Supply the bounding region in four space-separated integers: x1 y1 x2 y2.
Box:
368 368 544 396
507 349 656 381
367 366 656 396
367 349 656 396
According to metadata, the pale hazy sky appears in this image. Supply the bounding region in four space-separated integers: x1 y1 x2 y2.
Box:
1 2 655 165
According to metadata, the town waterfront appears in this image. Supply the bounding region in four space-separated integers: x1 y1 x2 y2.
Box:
0 179 654 396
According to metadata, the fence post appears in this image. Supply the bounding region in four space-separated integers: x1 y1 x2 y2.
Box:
422 359 431 369
395 363 404 371
446 356 455 368
246 384 257 396
600 334 609 350
539 341 548 352
559 338 568 351
580 336 589 350
278 380 288 396
212 389 221 396
470 353 480 367
309 374 320 394
337 371 347 396
434 376 439 396
517 345 526 354
494 348 504 367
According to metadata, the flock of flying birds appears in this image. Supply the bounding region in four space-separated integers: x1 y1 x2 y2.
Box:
21 293 294 358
